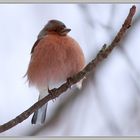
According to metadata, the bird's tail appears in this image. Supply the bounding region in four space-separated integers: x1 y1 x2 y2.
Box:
31 91 48 124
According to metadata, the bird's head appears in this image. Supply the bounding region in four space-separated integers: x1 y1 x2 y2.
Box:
38 19 71 39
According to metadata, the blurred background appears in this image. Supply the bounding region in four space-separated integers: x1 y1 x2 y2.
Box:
0 4 140 136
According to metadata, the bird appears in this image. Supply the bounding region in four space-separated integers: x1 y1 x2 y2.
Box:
25 19 85 124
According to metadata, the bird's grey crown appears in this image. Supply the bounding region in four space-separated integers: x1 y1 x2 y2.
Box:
46 20 66 30
37 19 66 39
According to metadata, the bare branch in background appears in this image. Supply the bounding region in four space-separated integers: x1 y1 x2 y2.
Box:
0 5 136 133
78 4 95 28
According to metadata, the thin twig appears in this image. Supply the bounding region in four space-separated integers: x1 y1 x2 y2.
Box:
0 5 136 133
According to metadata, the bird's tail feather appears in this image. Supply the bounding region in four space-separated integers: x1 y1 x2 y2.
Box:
31 103 47 124
31 91 48 124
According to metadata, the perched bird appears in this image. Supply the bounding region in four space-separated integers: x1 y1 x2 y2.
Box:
26 19 85 124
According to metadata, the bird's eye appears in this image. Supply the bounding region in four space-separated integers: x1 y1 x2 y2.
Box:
54 28 58 32
62 24 66 28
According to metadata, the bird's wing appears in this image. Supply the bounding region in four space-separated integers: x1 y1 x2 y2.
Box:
23 38 42 78
30 39 41 54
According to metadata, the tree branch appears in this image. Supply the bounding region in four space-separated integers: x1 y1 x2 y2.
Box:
0 5 136 133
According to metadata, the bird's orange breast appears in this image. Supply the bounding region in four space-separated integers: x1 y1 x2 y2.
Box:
27 34 85 89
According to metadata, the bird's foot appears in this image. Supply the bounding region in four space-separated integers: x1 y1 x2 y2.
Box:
66 77 73 88
48 87 57 102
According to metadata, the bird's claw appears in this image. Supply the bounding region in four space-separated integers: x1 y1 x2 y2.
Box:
67 77 73 88
48 87 57 102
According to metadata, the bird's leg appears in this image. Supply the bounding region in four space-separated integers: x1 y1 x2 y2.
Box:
66 77 73 89
48 87 57 102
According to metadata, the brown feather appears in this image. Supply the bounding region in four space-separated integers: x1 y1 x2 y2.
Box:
31 39 41 54
26 34 85 89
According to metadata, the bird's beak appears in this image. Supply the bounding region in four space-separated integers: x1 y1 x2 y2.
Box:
60 28 71 35
63 28 71 33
